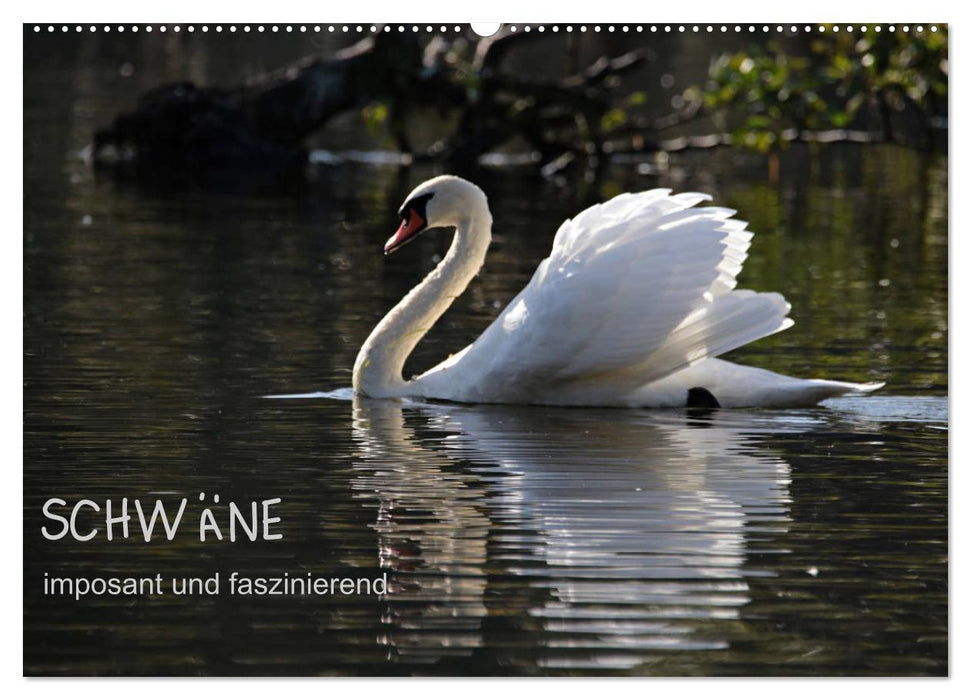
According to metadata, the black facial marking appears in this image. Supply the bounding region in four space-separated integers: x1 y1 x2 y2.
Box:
398 192 434 223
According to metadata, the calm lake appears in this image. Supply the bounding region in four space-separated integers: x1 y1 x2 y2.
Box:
24 28 947 676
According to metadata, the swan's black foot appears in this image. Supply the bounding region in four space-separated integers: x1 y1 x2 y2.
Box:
686 387 720 409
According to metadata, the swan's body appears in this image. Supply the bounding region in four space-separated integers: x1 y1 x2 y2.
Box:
353 176 883 408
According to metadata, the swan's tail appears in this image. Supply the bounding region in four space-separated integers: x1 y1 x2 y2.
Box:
838 380 886 394
744 377 886 407
797 378 886 402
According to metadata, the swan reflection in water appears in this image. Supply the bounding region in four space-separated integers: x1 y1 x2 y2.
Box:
350 397 808 670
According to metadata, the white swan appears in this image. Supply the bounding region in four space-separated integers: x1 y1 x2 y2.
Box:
353 175 884 408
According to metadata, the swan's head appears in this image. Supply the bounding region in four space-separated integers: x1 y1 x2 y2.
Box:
384 175 488 254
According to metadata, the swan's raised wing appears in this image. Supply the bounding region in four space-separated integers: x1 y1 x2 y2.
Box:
414 189 792 404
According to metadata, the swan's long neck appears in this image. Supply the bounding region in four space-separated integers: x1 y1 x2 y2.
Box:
353 207 492 398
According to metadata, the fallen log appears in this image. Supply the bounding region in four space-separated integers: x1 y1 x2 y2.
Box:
92 32 425 174
92 28 652 178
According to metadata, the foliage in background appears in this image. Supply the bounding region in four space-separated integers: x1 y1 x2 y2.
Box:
685 26 948 152
92 25 948 179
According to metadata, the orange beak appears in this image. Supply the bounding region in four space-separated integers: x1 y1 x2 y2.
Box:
384 210 426 254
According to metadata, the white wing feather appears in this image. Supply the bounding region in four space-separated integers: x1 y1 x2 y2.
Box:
413 189 793 404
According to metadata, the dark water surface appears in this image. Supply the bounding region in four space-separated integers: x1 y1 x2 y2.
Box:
24 31 947 676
